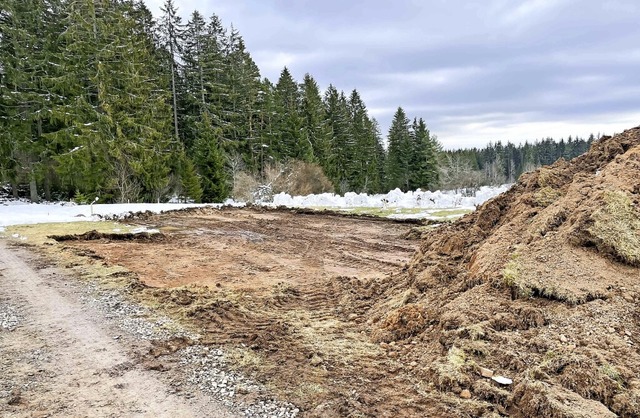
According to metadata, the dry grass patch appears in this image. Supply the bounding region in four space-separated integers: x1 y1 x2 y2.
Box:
589 190 640 266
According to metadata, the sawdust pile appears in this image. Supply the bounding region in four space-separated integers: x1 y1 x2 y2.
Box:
369 127 640 417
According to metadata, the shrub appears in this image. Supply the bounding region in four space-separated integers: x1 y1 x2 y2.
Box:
231 160 334 203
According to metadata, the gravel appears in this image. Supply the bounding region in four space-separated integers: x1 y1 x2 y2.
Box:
77 280 300 417
179 345 299 418
0 302 21 331
81 283 198 341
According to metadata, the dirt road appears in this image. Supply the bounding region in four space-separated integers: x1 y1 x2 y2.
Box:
0 241 238 418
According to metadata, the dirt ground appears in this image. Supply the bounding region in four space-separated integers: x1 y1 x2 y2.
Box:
62 208 418 291
0 241 238 418
7 208 428 417
3 127 639 417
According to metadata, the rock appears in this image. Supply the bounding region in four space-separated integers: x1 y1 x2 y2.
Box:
492 375 513 385
7 390 22 406
559 334 568 343
607 327 616 334
479 367 494 378
143 361 169 372
460 389 472 399
310 355 324 367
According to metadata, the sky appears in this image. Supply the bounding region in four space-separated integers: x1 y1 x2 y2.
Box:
145 0 640 149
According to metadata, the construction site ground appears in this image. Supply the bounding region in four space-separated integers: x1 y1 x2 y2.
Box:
2 127 640 418
1 208 429 417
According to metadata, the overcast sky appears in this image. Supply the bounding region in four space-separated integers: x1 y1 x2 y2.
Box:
145 0 640 149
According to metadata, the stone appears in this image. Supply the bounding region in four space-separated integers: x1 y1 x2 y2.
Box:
310 355 324 367
460 389 472 399
559 334 568 343
492 375 513 385
479 367 494 378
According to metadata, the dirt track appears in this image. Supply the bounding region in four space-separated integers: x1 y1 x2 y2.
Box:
0 241 238 417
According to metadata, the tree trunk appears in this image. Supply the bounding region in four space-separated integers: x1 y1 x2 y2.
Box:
44 170 51 201
11 180 19 198
29 176 39 203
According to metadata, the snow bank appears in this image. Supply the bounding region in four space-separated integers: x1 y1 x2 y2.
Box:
0 185 511 228
0 202 227 228
270 185 511 209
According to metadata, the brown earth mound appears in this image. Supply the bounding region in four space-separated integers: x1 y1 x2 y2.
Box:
369 127 640 416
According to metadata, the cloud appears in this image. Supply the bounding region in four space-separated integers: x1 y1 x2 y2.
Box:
501 0 568 26
144 0 640 148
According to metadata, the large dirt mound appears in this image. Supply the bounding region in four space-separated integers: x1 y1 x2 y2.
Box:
370 127 640 417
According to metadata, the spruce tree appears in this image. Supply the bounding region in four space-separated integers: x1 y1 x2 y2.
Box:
273 67 308 161
410 118 439 190
300 73 331 165
386 107 413 191
50 0 176 202
0 0 63 200
193 112 229 202
159 0 184 141
323 85 352 192
223 29 261 168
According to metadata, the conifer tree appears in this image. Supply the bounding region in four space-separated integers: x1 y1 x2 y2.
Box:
176 150 203 202
50 0 176 202
0 0 63 200
323 85 352 192
223 29 261 167
410 118 439 190
273 67 309 161
300 73 331 164
193 112 229 202
386 107 413 191
159 0 183 141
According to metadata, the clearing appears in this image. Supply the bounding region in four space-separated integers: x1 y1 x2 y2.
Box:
1 207 427 417
2 126 639 417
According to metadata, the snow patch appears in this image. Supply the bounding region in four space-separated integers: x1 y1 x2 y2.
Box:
131 227 160 234
269 185 511 209
0 185 511 228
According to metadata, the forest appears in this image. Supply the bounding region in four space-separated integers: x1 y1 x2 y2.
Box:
0 0 595 203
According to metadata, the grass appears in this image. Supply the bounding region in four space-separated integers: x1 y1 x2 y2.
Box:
601 363 624 387
2 221 134 245
502 255 533 299
589 190 640 266
533 186 563 207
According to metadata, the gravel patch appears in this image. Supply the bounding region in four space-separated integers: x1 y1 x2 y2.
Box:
78 281 300 416
80 283 198 341
179 345 299 418
0 302 21 331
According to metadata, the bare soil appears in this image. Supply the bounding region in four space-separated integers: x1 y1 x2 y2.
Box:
4 126 640 417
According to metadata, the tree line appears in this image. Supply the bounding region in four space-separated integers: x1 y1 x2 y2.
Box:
0 0 595 203
0 0 440 202
439 135 595 192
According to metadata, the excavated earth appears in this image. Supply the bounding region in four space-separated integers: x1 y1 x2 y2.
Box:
11 126 640 417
